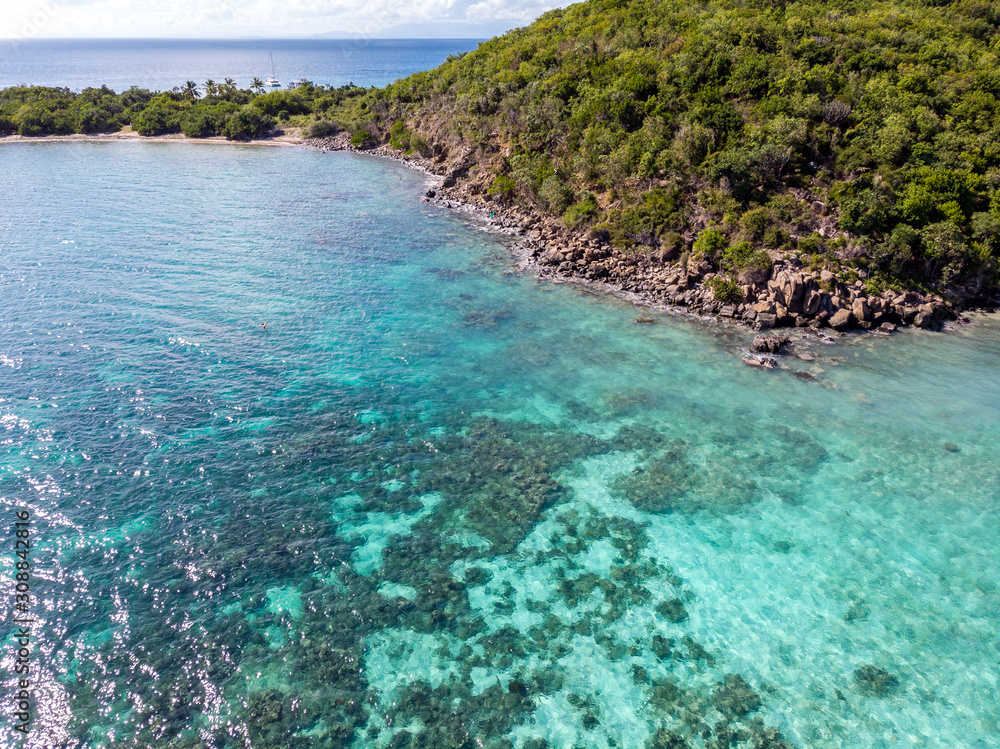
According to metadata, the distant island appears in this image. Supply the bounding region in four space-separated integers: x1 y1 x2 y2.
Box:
5 0 1000 335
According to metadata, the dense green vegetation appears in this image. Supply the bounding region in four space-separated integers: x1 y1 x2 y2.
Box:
0 79 363 141
324 0 1000 295
5 0 1000 295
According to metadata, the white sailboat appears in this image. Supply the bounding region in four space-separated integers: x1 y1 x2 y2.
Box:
265 51 280 90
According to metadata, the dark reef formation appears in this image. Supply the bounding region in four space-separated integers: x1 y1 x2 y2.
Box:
58 381 825 749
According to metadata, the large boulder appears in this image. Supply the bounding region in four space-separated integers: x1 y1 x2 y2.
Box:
829 308 854 331
766 279 785 307
868 297 884 319
803 288 823 316
773 270 808 314
774 303 791 327
539 249 563 265
852 297 871 323
755 312 777 330
751 335 790 354
658 245 681 263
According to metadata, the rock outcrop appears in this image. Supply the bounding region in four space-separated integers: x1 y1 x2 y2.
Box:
310 133 966 336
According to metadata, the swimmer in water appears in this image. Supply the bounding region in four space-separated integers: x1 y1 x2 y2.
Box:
262 322 267 330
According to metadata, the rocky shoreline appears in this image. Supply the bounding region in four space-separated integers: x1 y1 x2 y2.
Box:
310 133 997 345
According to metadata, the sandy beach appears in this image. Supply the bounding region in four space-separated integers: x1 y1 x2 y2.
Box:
0 127 305 147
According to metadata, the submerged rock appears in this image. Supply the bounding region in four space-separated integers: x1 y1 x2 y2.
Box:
507 679 528 695
656 598 689 623
611 447 760 515
647 728 690 748
743 354 778 369
853 664 900 696
464 566 493 586
844 600 870 622
713 674 762 717
651 634 673 660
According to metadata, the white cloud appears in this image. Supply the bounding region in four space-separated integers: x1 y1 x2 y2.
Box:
0 0 62 40
0 0 572 38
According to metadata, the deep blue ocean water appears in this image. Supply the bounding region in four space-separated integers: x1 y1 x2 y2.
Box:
0 39 483 92
1 141 1000 749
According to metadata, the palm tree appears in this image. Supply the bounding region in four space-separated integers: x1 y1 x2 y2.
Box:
223 77 237 98
251 77 265 95
183 81 200 100
204 79 217 98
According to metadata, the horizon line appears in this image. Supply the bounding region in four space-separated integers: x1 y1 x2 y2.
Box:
0 36 492 41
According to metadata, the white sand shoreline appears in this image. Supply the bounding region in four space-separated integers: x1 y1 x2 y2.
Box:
0 129 305 147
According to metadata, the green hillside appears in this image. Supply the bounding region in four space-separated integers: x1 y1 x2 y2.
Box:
4 0 1000 299
327 0 1000 297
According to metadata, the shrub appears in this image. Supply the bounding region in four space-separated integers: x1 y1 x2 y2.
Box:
77 106 120 133
5 0 1000 295
762 226 787 249
303 119 338 138
692 228 729 261
919 221 969 284
661 231 682 255
797 232 826 255
723 241 772 284
181 110 218 137
723 241 771 272
132 103 178 136
487 175 517 200
251 90 309 117
822 100 852 127
705 276 743 304
608 188 681 247
408 135 430 156
539 175 574 213
388 119 410 150
740 207 771 240
350 129 371 147
838 189 896 236
564 191 599 229
669 119 713 166
221 106 275 140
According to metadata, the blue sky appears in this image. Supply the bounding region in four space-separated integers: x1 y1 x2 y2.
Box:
2 0 571 38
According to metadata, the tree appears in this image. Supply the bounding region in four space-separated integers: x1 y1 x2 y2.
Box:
223 78 237 98
221 105 275 140
132 100 177 136
203 79 217 98
182 81 200 100
251 77 265 95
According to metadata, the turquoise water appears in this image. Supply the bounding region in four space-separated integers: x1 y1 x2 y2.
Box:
1 142 999 749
